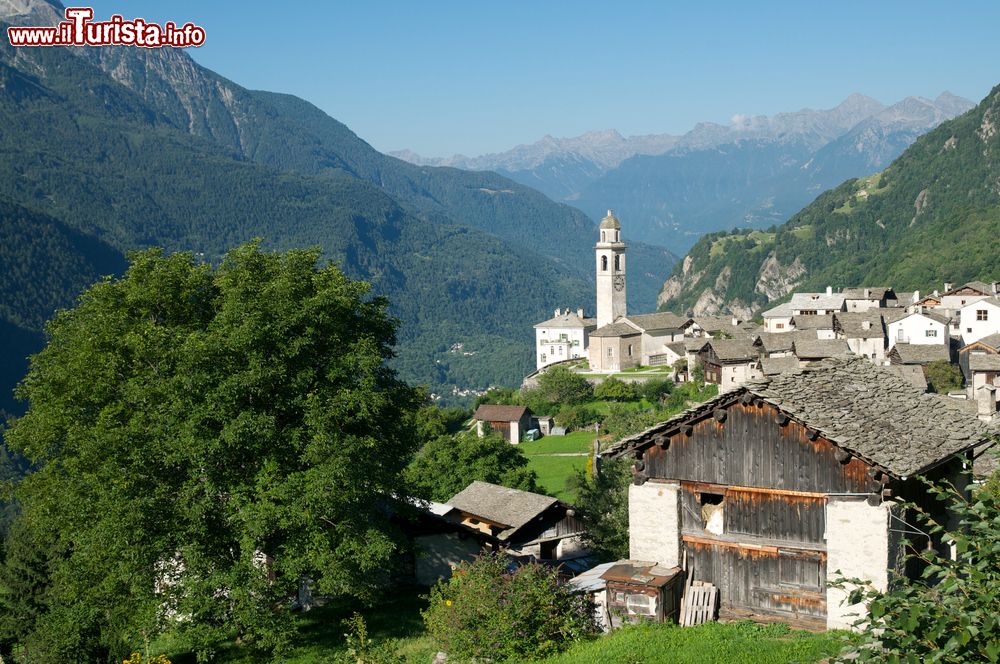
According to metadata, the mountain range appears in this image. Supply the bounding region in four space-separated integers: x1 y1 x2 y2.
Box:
657 83 1000 318
394 92 974 252
0 0 676 413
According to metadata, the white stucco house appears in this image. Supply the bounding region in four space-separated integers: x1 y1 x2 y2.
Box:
761 302 794 332
534 308 596 369
886 312 950 350
790 287 846 316
959 297 1000 346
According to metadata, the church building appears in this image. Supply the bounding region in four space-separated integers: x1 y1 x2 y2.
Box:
534 210 694 373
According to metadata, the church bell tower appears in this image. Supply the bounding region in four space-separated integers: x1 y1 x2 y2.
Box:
595 209 626 328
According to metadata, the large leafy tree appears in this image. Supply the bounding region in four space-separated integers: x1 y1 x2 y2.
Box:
1 243 421 661
406 430 539 503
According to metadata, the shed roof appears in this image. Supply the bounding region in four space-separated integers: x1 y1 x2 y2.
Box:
473 404 531 422
969 354 1000 372
889 343 950 365
790 292 846 311
793 338 851 359
604 356 992 477
944 281 993 296
446 481 558 535
834 312 886 339
705 338 758 362
760 356 802 376
963 333 1000 352
791 314 835 330
762 302 794 318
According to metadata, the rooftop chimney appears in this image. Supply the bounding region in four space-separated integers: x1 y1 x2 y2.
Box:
577 308 585 318
933 289 939 298
993 281 999 295
731 316 739 327
977 386 998 421
554 308 561 317
862 320 871 330
864 288 871 299
944 282 953 292
912 290 920 303
826 286 833 296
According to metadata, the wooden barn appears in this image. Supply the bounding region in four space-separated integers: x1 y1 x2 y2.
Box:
473 404 533 443
604 357 994 630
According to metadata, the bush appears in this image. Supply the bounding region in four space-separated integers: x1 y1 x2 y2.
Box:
638 378 673 402
554 404 601 431
924 360 963 394
594 377 638 401
834 476 1000 662
536 365 593 406
423 555 596 661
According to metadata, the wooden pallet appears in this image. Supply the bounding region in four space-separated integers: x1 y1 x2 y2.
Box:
680 581 718 627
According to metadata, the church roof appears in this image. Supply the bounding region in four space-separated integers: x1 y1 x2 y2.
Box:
590 322 641 338
625 312 691 332
599 209 621 230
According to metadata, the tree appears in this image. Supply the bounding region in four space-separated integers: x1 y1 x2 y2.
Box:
536 365 593 406
836 475 1000 662
566 457 631 560
423 554 595 661
406 430 539 503
593 376 638 402
924 360 964 394
1 243 422 661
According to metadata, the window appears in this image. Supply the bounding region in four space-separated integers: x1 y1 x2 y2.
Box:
601 231 606 242
628 344 633 357
558 346 563 355
614 254 621 271
607 347 614 358
550 346 555 354
978 310 989 321
601 256 608 271
926 329 938 337
775 323 785 329
698 492 725 536
625 593 655 616
540 354 547 362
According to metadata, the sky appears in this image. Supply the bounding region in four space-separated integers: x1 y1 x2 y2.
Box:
84 1 1000 158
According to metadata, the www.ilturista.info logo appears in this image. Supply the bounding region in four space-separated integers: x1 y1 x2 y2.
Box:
7 7 205 48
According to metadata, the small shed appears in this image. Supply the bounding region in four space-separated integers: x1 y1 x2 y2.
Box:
473 404 533 443
534 415 555 436
601 560 683 628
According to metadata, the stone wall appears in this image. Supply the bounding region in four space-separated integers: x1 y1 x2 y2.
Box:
825 497 904 630
628 480 681 567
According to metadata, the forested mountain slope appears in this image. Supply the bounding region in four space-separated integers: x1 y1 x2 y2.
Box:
658 84 1000 317
0 24 596 408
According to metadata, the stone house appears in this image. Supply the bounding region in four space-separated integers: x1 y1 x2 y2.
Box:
753 330 817 358
940 281 997 312
842 287 895 312
473 404 533 443
789 288 846 316
958 333 1000 385
791 339 851 367
603 357 993 630
762 302 794 333
833 312 887 362
588 322 642 373
696 339 762 392
790 314 836 339
443 481 587 561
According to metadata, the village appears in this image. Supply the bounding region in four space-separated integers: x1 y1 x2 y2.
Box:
403 210 1000 642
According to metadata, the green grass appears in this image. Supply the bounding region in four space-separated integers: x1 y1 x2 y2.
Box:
526 454 588 502
534 621 853 664
520 430 597 455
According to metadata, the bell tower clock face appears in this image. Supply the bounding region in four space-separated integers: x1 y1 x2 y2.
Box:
613 275 625 292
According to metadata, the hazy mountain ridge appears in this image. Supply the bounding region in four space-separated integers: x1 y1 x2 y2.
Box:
657 84 1000 318
397 92 974 252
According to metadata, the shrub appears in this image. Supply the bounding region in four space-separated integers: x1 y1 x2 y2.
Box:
423 554 596 661
536 365 593 406
638 378 673 402
924 360 963 394
338 613 404 664
554 404 601 431
594 377 638 401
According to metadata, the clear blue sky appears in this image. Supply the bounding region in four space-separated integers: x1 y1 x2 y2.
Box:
87 1 1000 157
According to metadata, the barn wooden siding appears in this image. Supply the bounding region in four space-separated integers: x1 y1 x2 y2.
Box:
639 400 874 494
627 398 888 626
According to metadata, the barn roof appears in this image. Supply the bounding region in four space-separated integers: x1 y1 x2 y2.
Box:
446 481 558 538
604 356 992 478
969 354 1000 372
704 339 757 362
962 333 1000 352
473 404 530 422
